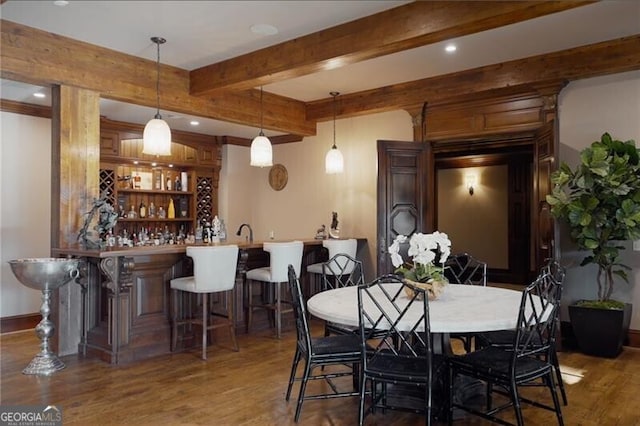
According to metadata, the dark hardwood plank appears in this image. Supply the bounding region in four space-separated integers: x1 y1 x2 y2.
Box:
2 321 639 425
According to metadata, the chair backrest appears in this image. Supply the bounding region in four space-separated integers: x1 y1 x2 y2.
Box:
264 241 304 282
321 253 364 290
358 274 433 378
541 257 566 287
444 253 487 286
288 264 312 356
322 238 358 260
512 270 560 362
186 245 239 292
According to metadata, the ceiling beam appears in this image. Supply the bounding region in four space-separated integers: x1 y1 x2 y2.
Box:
0 20 316 136
189 0 593 96
306 35 640 121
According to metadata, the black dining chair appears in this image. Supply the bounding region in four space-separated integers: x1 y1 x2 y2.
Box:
357 274 442 426
285 265 362 423
319 253 366 336
444 252 487 353
474 258 568 405
447 270 564 425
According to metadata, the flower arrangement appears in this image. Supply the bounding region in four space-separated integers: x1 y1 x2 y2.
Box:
388 231 452 283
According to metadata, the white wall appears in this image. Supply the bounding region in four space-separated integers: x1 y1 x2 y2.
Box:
220 110 413 279
557 70 640 328
0 111 52 317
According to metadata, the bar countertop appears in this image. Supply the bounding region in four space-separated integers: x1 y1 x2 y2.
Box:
52 238 364 258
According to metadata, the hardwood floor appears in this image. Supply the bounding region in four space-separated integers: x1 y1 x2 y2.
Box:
2 322 639 425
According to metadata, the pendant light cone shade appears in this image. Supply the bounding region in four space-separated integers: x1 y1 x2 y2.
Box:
325 91 344 174
143 37 172 156
250 87 273 167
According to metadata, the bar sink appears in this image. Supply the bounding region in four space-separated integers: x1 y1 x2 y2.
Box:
8 258 79 375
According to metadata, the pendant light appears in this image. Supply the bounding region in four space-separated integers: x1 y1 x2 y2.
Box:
325 91 344 174
142 36 171 156
250 86 273 167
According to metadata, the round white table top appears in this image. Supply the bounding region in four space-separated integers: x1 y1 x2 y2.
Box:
307 283 524 334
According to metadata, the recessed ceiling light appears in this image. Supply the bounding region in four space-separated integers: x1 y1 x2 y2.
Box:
53 0 69 6
251 24 278 36
190 120 200 126
151 162 157 167
445 44 457 53
33 92 46 98
168 164 174 168
133 161 139 165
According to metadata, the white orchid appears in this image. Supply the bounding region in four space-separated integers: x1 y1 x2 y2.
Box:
388 231 451 283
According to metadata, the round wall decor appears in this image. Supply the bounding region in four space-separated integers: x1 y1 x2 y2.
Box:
268 163 288 191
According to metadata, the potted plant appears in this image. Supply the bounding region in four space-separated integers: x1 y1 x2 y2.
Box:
388 231 452 300
546 132 640 357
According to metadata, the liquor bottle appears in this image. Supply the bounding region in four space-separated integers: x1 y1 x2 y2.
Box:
128 205 137 219
133 173 141 189
175 176 181 191
166 173 172 191
157 206 166 218
168 198 175 218
148 202 156 218
139 201 146 218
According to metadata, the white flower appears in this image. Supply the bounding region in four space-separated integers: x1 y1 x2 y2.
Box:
388 231 452 272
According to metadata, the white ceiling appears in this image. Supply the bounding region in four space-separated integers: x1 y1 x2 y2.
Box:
1 0 639 139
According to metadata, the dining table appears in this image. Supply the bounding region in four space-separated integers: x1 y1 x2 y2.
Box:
307 282 527 419
307 282 524 336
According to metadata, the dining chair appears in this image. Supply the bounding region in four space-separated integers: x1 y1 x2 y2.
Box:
245 240 303 338
357 274 441 426
447 270 564 425
306 238 357 296
285 265 362 423
170 245 240 360
318 253 365 336
474 258 568 405
444 252 487 353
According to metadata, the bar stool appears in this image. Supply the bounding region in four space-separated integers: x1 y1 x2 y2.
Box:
170 245 239 360
306 239 357 296
244 241 303 338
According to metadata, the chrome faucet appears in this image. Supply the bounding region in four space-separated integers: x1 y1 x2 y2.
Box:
236 223 253 243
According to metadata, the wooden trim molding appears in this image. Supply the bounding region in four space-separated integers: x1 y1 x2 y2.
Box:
0 313 40 334
0 99 51 118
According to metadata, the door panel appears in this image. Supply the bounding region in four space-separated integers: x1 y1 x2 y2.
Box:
376 140 431 275
533 120 557 272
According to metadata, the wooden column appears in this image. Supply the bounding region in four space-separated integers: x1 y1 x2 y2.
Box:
50 85 100 355
51 85 100 248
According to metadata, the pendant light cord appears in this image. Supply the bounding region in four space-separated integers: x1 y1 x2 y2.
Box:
259 86 265 136
331 91 339 149
151 37 166 120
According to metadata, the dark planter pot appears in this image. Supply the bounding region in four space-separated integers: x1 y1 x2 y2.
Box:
568 302 632 358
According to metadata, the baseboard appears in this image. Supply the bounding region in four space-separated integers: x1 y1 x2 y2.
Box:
1 313 40 334
560 320 639 350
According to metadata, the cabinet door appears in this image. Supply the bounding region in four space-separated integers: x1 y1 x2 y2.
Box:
100 130 119 157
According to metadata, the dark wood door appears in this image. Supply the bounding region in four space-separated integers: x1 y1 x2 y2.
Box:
376 140 432 275
533 120 558 272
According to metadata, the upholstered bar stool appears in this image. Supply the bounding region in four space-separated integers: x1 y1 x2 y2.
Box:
245 241 303 338
170 245 239 360
306 238 357 296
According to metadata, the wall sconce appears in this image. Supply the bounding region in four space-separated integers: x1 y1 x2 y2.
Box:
465 173 477 195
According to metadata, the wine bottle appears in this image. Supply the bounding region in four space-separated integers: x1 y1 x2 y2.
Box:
168 198 175 219
139 201 146 218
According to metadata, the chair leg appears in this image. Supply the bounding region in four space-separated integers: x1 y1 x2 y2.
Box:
245 279 253 334
547 372 565 425
227 290 239 351
509 381 524 426
276 281 282 339
358 375 367 426
201 293 208 360
294 359 311 422
552 350 568 405
286 348 302 401
171 288 179 352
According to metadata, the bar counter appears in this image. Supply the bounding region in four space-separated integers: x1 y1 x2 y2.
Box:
52 238 364 364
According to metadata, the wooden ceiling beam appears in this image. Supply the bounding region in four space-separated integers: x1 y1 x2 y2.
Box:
0 20 316 136
306 35 640 121
189 1 592 96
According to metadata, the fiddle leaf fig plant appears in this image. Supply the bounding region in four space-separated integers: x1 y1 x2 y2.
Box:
546 133 640 306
